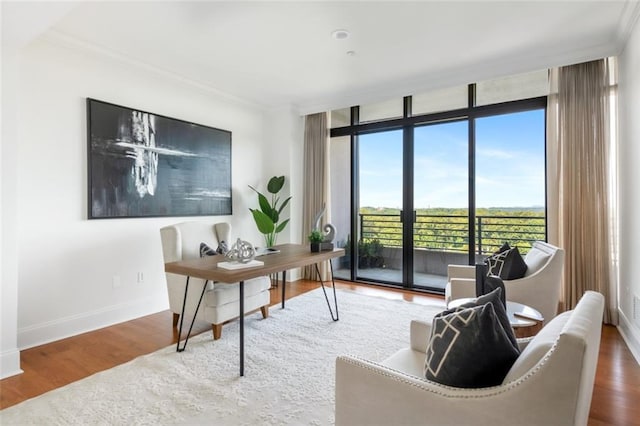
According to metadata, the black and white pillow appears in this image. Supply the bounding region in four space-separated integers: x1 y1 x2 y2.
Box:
456 287 517 349
199 242 216 257
424 297 520 388
485 243 527 280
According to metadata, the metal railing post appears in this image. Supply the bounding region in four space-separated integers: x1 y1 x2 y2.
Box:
477 216 483 256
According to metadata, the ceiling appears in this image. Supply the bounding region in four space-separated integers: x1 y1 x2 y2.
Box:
7 1 640 114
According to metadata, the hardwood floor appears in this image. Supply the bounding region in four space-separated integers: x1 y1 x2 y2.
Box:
1 280 638 426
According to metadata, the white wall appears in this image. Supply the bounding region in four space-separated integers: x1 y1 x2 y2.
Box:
262 107 305 279
14 35 271 349
1 10 23 379
618 16 640 363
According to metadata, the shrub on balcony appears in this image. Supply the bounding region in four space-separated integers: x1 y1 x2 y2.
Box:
358 238 385 269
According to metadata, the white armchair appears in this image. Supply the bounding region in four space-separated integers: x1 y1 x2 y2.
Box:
445 241 565 323
160 221 271 340
335 291 604 426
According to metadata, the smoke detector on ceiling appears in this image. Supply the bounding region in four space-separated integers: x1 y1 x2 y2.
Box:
331 29 350 40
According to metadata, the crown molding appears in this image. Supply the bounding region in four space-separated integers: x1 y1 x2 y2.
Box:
617 0 640 52
40 29 268 112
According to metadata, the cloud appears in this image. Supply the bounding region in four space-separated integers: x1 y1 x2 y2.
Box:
477 147 514 159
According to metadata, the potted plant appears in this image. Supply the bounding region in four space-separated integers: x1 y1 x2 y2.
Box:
308 229 323 252
357 238 385 268
249 176 291 247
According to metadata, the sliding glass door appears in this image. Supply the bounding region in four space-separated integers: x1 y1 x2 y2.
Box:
351 122 469 291
413 121 469 291
357 130 403 283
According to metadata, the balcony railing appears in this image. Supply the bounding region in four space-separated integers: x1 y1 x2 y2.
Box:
359 213 545 256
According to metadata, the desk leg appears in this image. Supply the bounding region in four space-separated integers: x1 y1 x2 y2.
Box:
315 260 339 321
239 280 244 377
176 278 208 352
281 270 287 309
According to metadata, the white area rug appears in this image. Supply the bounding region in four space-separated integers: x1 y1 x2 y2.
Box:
1 289 445 425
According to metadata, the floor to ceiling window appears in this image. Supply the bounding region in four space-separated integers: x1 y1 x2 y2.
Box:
330 70 548 293
474 110 546 257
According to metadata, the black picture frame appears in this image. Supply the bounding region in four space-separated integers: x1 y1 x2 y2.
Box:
87 98 232 219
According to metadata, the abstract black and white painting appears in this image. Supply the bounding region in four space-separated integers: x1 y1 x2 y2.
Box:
87 98 232 218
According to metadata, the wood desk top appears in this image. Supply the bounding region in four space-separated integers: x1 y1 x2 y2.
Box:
164 243 345 282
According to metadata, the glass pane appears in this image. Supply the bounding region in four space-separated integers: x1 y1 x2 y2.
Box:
412 85 468 116
329 136 352 279
413 121 469 290
476 69 549 106
357 130 403 283
331 108 350 128
475 109 546 255
359 98 403 123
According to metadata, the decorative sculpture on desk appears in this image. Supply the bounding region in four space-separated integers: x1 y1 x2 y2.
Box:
311 204 336 251
224 238 256 263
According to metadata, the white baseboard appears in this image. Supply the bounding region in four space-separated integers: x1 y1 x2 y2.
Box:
0 348 23 379
617 309 640 365
18 296 169 350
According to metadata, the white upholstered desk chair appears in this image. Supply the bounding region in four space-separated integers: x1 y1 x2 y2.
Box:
160 221 271 340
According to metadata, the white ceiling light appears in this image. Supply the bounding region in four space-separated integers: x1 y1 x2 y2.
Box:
331 29 350 40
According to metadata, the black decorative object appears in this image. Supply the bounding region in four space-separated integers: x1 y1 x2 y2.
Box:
87 98 232 219
475 263 507 307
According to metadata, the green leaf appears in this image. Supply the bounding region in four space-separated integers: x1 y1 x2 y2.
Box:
277 196 292 214
269 209 280 223
250 209 275 234
257 193 272 215
275 219 290 234
267 176 285 194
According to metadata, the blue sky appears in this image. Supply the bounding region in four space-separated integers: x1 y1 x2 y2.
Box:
359 109 545 209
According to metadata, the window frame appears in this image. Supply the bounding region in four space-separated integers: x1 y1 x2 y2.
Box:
330 84 548 290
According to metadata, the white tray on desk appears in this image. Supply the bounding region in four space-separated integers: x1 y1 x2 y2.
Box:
217 259 264 270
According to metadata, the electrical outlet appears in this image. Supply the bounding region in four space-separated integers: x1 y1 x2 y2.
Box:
137 272 144 283
112 275 121 289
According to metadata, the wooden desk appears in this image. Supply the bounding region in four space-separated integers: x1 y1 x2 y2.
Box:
165 243 345 376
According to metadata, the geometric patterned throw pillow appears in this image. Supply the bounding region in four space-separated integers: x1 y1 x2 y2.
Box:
199 242 217 258
456 287 518 350
485 245 527 280
424 302 521 388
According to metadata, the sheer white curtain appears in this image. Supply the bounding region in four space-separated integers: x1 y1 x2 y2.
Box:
547 58 619 324
302 112 330 280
